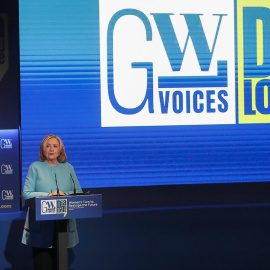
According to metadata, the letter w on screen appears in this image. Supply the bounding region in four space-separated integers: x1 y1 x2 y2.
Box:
100 0 236 127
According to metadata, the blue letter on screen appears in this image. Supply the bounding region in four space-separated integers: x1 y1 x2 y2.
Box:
107 9 154 115
152 13 225 72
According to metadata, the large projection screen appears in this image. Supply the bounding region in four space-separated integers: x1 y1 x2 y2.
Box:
20 0 270 195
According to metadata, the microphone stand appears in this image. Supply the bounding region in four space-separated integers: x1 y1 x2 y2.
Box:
55 173 60 196
70 173 76 196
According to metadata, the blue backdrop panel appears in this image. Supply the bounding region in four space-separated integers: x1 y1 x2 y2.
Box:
0 130 20 212
19 0 270 189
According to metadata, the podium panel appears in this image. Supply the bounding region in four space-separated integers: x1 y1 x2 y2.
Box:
25 194 102 270
26 194 102 221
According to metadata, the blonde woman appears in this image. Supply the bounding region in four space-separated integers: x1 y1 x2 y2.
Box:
22 134 83 270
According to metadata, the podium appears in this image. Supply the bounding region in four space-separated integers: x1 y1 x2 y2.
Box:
25 194 102 270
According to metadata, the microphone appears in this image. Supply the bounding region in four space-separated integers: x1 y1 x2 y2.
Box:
70 173 76 195
55 173 60 196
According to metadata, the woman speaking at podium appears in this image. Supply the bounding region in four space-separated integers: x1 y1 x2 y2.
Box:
21 134 83 270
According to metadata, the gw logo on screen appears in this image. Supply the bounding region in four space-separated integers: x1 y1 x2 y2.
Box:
108 11 228 114
100 0 236 127
41 199 67 217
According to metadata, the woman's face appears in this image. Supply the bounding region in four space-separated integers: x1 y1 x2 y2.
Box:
43 138 61 162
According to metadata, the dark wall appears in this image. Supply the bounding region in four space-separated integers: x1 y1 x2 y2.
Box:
0 0 20 129
90 182 270 209
2 206 270 270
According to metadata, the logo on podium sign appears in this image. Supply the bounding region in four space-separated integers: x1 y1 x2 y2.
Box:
56 199 67 217
41 199 67 217
41 200 56 214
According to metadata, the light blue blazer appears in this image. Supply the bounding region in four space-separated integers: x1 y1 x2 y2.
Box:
21 161 83 248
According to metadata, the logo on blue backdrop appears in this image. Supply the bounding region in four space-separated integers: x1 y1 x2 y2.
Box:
1 164 13 175
100 0 236 127
1 139 12 149
2 190 13 200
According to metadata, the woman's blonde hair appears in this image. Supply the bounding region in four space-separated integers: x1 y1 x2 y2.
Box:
39 134 67 163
